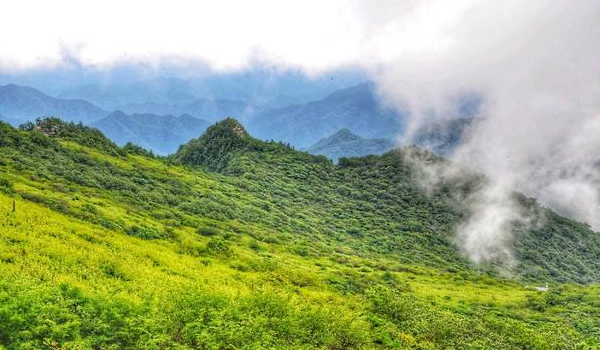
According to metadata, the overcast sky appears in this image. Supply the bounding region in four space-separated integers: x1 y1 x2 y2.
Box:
0 0 520 75
1 0 360 73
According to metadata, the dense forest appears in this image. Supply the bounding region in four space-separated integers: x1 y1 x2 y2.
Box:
1 118 600 349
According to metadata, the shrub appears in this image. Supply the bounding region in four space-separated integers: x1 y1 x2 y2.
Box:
197 226 220 237
123 142 156 158
99 260 130 280
125 225 163 239
0 177 12 194
205 237 231 257
19 191 46 204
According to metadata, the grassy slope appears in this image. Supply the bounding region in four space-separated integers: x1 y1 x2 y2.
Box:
0 119 600 349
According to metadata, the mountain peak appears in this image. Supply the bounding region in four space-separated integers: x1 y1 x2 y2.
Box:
309 128 364 151
178 113 196 120
108 110 128 118
307 128 396 162
1 83 20 90
0 84 42 99
172 118 251 171
0 84 107 124
329 128 362 140
93 111 211 155
323 82 375 102
211 117 248 137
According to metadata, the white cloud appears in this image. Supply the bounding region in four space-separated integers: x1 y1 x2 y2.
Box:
0 0 362 72
368 0 600 264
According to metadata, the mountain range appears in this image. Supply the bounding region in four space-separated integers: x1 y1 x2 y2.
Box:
247 83 404 148
0 82 405 155
93 111 211 155
0 80 474 159
307 128 397 162
111 98 251 122
1 117 599 348
307 118 473 162
56 69 368 109
0 84 107 125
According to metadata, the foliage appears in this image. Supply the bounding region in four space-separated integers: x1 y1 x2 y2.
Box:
122 142 157 158
1 118 600 349
19 117 123 156
172 118 255 171
197 226 220 237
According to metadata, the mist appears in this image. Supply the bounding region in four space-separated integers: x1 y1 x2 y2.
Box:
367 0 600 264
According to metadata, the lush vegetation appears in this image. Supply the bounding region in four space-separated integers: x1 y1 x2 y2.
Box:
1 118 600 349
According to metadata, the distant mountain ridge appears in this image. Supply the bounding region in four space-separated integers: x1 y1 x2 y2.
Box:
307 128 396 162
307 118 474 161
247 82 404 148
411 118 473 156
0 81 475 160
0 83 243 154
93 111 211 155
112 98 251 122
0 84 107 125
58 70 367 113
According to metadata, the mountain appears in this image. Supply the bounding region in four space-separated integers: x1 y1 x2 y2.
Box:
58 69 367 112
177 120 600 284
185 69 369 106
112 97 252 122
307 128 396 162
93 111 211 155
173 118 254 171
0 84 107 124
411 118 474 156
307 119 473 162
58 77 201 109
247 82 404 148
59 79 251 122
1 117 600 349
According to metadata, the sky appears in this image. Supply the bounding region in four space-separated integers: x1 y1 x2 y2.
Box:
0 0 508 75
2 0 600 267
0 0 362 73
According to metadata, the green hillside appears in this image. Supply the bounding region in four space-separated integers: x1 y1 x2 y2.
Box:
1 118 600 349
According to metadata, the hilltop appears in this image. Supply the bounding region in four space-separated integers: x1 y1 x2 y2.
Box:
307 128 396 162
1 118 600 349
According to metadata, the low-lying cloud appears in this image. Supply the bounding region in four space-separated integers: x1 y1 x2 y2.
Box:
370 0 600 264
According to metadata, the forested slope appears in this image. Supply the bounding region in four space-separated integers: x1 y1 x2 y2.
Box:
1 118 599 349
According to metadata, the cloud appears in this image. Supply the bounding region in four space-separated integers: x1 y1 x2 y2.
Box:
368 0 600 264
0 0 362 73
